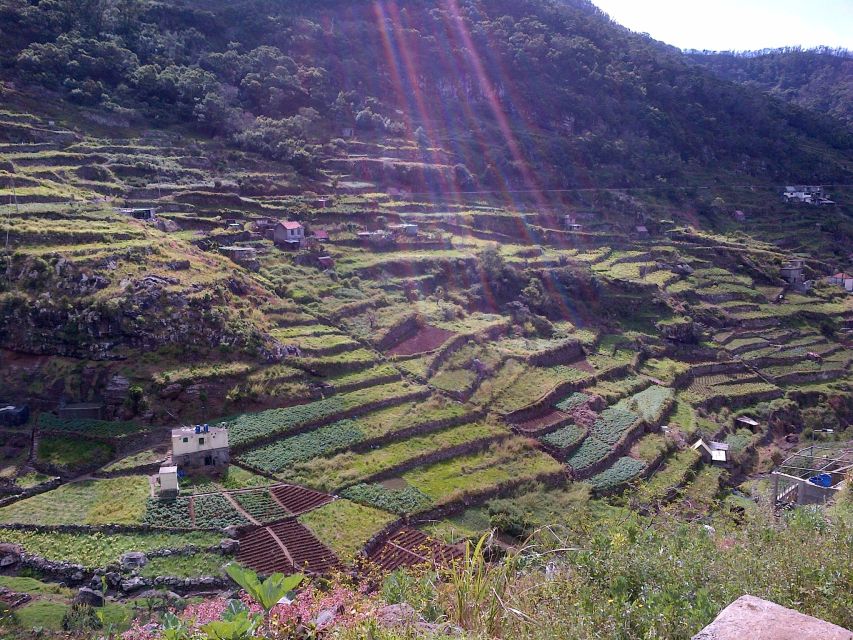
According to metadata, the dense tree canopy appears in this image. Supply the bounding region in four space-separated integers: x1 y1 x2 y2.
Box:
1 0 851 185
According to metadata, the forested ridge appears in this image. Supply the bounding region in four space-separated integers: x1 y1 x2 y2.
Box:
689 47 853 128
1 0 852 189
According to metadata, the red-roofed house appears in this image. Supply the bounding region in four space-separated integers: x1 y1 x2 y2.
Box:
312 229 330 242
274 220 305 247
827 272 853 292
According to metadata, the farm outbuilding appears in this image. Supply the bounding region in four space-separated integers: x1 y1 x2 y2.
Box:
692 439 730 466
826 272 853 292
158 465 179 496
117 207 157 220
220 246 259 271
274 221 305 248
772 443 853 507
57 402 103 421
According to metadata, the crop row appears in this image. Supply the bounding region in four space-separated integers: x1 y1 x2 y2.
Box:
238 420 364 474
192 494 248 528
565 436 611 472
554 392 590 412
38 414 147 438
540 424 586 452
340 482 433 515
142 498 193 528
588 457 646 492
621 386 674 424
233 490 289 523
590 407 640 445
222 381 422 446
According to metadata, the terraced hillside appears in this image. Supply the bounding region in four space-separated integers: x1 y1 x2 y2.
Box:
2 87 853 595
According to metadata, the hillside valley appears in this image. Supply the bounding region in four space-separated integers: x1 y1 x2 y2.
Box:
0 1 852 639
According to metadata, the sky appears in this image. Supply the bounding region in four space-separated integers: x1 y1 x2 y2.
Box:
591 0 853 52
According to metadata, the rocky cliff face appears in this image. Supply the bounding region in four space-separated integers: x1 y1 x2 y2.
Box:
0 252 279 361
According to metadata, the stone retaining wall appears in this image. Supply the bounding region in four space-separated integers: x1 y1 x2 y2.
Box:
0 477 61 508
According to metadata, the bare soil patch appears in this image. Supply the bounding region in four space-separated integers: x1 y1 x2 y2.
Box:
387 325 456 356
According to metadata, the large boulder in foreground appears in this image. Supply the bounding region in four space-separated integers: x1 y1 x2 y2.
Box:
692 595 852 640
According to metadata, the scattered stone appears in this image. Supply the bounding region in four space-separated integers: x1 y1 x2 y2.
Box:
120 551 148 570
75 587 105 607
376 603 421 628
156 218 181 233
219 539 239 554
0 554 19 568
222 526 241 539
120 577 148 593
692 595 852 640
315 608 337 627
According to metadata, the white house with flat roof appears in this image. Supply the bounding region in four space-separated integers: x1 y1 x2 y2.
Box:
171 424 229 473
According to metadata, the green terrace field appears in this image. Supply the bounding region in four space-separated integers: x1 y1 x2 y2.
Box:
299 499 396 562
238 396 474 478
284 419 507 491
221 380 428 447
0 476 151 525
0 528 222 568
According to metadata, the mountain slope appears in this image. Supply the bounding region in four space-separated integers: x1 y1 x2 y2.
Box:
1 0 851 196
688 47 853 128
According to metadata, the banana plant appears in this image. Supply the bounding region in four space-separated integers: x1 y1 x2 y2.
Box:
225 563 304 632
200 610 259 640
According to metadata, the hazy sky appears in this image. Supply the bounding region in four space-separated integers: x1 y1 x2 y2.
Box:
592 0 853 51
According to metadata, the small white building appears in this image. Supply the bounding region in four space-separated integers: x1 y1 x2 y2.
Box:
274 220 305 248
171 424 230 473
564 215 582 231
827 272 853 293
692 439 730 466
388 223 418 237
158 465 179 495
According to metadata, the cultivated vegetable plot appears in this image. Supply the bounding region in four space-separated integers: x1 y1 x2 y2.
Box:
401 439 562 504
38 414 149 438
554 392 590 412
222 381 422 446
233 490 289 523
142 497 193 529
588 457 646 492
540 424 586 453
268 519 342 574
192 495 249 528
565 436 611 472
367 527 463 573
238 420 364 473
0 527 221 568
590 407 640 444
269 484 333 515
621 385 674 423
340 482 433 515
285 420 505 491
